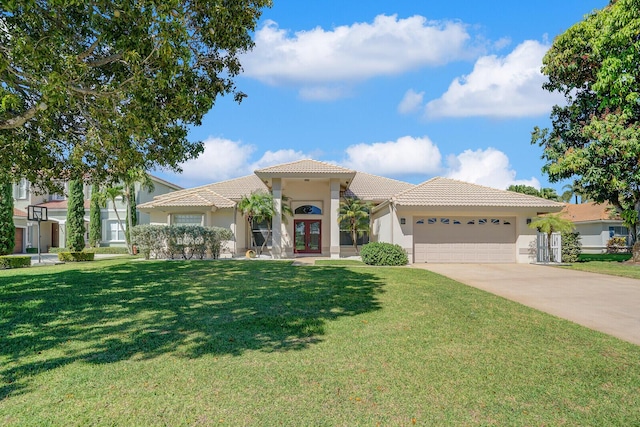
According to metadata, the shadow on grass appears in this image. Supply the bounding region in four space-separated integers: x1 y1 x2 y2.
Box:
0 260 383 399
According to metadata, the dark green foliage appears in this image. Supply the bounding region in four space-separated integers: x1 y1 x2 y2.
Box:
65 180 86 252
89 185 101 248
131 225 234 260
57 252 95 262
578 253 632 262
360 242 408 266
25 247 38 254
0 183 15 255
126 183 137 245
0 255 30 268
561 231 582 263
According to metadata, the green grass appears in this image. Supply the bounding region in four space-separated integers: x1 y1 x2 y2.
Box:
1 259 639 425
314 259 366 266
578 253 632 262
562 260 640 279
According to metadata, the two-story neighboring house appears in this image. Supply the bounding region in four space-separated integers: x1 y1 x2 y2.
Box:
11 175 181 253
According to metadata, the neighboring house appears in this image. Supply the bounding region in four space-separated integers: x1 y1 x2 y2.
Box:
560 202 629 254
11 175 181 252
138 159 563 263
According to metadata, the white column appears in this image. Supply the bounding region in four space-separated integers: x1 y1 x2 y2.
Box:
272 178 282 259
330 179 340 259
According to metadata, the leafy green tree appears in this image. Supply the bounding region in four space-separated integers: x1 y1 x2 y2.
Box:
0 182 15 255
238 191 292 255
0 1 271 191
532 0 640 239
89 184 102 248
528 214 575 262
507 185 541 197
65 179 86 252
338 197 372 253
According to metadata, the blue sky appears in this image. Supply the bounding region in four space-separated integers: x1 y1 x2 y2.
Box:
156 0 606 191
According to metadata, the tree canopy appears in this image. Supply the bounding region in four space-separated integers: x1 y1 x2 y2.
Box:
532 0 640 236
0 0 271 190
506 185 561 201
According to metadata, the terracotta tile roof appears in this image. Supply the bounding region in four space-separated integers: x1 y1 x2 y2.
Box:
38 200 91 209
255 159 356 175
346 172 415 201
393 177 564 208
560 202 620 222
13 208 27 217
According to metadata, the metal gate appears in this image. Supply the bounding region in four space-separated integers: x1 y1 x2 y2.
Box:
537 232 561 263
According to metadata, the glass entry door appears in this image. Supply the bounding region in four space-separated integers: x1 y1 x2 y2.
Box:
294 220 321 253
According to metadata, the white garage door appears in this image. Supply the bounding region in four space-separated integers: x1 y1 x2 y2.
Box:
413 216 516 263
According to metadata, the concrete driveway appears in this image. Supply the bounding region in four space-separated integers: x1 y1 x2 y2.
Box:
414 263 640 346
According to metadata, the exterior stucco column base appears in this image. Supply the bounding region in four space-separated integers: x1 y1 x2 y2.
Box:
330 246 340 259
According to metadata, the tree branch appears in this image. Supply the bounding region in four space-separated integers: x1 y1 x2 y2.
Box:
0 102 47 130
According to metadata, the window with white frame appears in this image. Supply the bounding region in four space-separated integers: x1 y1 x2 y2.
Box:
14 178 28 200
172 214 203 226
105 220 126 242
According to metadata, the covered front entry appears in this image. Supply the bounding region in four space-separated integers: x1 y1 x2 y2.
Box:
413 216 516 263
294 220 321 254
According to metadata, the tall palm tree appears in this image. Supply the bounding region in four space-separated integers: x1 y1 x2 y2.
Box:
238 191 292 255
528 213 575 262
338 197 372 253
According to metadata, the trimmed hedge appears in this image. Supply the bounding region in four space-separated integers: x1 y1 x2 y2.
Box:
58 252 96 262
0 256 31 269
131 225 234 260
360 242 408 266
84 247 129 254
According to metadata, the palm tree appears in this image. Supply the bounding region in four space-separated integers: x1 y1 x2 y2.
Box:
338 197 372 253
96 185 128 250
528 213 575 262
238 191 292 255
539 187 561 201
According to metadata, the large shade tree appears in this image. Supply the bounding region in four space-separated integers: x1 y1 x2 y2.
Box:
532 0 640 239
0 0 271 191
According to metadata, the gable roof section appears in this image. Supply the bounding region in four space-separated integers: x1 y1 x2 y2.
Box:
393 177 564 208
13 208 27 217
255 159 356 177
346 172 415 201
138 174 266 209
560 202 619 222
38 200 91 210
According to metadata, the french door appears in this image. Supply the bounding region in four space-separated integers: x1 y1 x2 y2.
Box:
294 220 321 254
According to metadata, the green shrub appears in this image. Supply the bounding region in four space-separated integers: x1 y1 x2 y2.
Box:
48 247 64 253
606 237 629 254
561 231 582 263
131 225 234 260
83 247 129 254
58 252 95 262
360 242 408 266
0 256 31 269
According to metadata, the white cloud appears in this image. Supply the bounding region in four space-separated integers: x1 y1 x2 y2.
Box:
398 89 425 114
299 85 350 101
176 137 256 185
249 149 307 171
243 15 473 90
425 40 564 118
343 136 442 176
445 148 540 190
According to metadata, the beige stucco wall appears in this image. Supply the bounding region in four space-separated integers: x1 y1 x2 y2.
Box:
374 205 542 263
574 221 624 254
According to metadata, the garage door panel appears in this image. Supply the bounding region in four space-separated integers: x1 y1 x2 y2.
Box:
413 216 516 263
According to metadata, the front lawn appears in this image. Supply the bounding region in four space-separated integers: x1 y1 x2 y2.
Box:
1 259 639 425
562 260 640 279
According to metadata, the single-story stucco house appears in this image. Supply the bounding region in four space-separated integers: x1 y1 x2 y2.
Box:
560 202 630 254
138 159 564 263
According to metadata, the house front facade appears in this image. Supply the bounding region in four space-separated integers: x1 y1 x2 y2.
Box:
11 175 181 253
138 159 564 263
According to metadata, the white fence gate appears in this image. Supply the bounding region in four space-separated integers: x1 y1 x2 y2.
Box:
537 232 562 263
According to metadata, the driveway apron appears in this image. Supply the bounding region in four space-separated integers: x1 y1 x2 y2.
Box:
414 263 640 346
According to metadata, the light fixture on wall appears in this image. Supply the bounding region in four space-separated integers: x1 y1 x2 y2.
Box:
400 218 406 225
